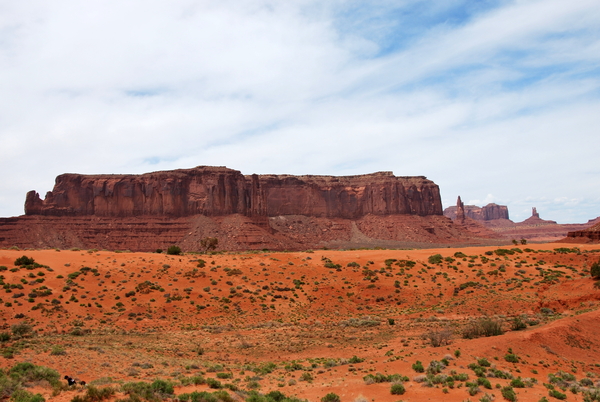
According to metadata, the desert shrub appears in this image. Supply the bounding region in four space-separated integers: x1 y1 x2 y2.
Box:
501 386 517 401
200 237 219 252
412 361 424 373
591 261 600 279
205 378 222 389
426 360 446 375
321 393 340 402
467 383 480 396
215 373 232 379
167 246 182 255
121 379 174 400
299 372 313 383
462 318 504 339
347 262 360 268
477 377 492 389
454 251 467 258
348 356 364 364
0 333 11 342
8 363 60 386
511 377 526 388
178 391 218 402
421 327 452 347
71 385 115 402
197 259 206 268
11 323 34 338
504 349 519 363
495 249 515 256
477 358 491 367
549 389 567 400
480 394 494 402
390 383 405 395
363 373 407 384
50 345 66 356
511 316 528 331
14 256 35 267
583 388 600 402
428 254 443 264
10 389 44 402
488 368 513 380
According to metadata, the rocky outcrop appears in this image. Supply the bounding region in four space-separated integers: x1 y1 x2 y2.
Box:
444 201 509 221
565 221 600 242
455 196 465 223
24 166 443 219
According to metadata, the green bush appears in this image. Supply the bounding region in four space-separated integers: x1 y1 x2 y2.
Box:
504 349 519 363
121 379 174 400
71 385 115 402
428 254 443 264
477 358 491 367
14 256 35 267
511 316 528 331
412 361 424 373
591 261 600 279
321 393 340 402
10 389 44 402
549 389 567 400
205 378 222 389
501 386 517 401
390 383 406 395
166 246 182 255
177 391 218 402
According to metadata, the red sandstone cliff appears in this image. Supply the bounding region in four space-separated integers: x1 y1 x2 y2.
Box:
25 166 443 219
0 167 505 251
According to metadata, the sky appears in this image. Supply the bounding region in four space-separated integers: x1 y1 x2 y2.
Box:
1 0 599 223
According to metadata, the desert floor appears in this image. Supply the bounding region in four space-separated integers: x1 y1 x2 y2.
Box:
1 243 599 401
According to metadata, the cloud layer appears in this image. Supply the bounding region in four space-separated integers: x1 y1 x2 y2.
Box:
1 0 599 223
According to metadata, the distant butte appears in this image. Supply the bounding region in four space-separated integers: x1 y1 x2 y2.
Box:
445 197 600 243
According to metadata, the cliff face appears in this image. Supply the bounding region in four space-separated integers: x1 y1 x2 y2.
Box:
25 166 443 219
444 202 509 221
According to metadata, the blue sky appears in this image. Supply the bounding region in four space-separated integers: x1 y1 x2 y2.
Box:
1 0 599 223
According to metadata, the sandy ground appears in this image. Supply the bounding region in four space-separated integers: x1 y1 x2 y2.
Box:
1 242 599 401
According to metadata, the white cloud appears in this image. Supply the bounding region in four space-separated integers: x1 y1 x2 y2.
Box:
0 0 599 225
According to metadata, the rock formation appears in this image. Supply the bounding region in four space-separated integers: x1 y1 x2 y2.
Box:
25 166 443 219
565 221 600 242
444 201 509 221
455 196 465 223
0 166 491 252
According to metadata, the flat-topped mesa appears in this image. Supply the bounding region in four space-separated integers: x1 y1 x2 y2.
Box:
25 166 443 219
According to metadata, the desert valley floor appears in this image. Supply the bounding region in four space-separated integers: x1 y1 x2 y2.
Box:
1 243 599 402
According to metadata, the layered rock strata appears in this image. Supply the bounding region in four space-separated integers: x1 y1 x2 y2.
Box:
0 166 483 251
25 166 442 219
